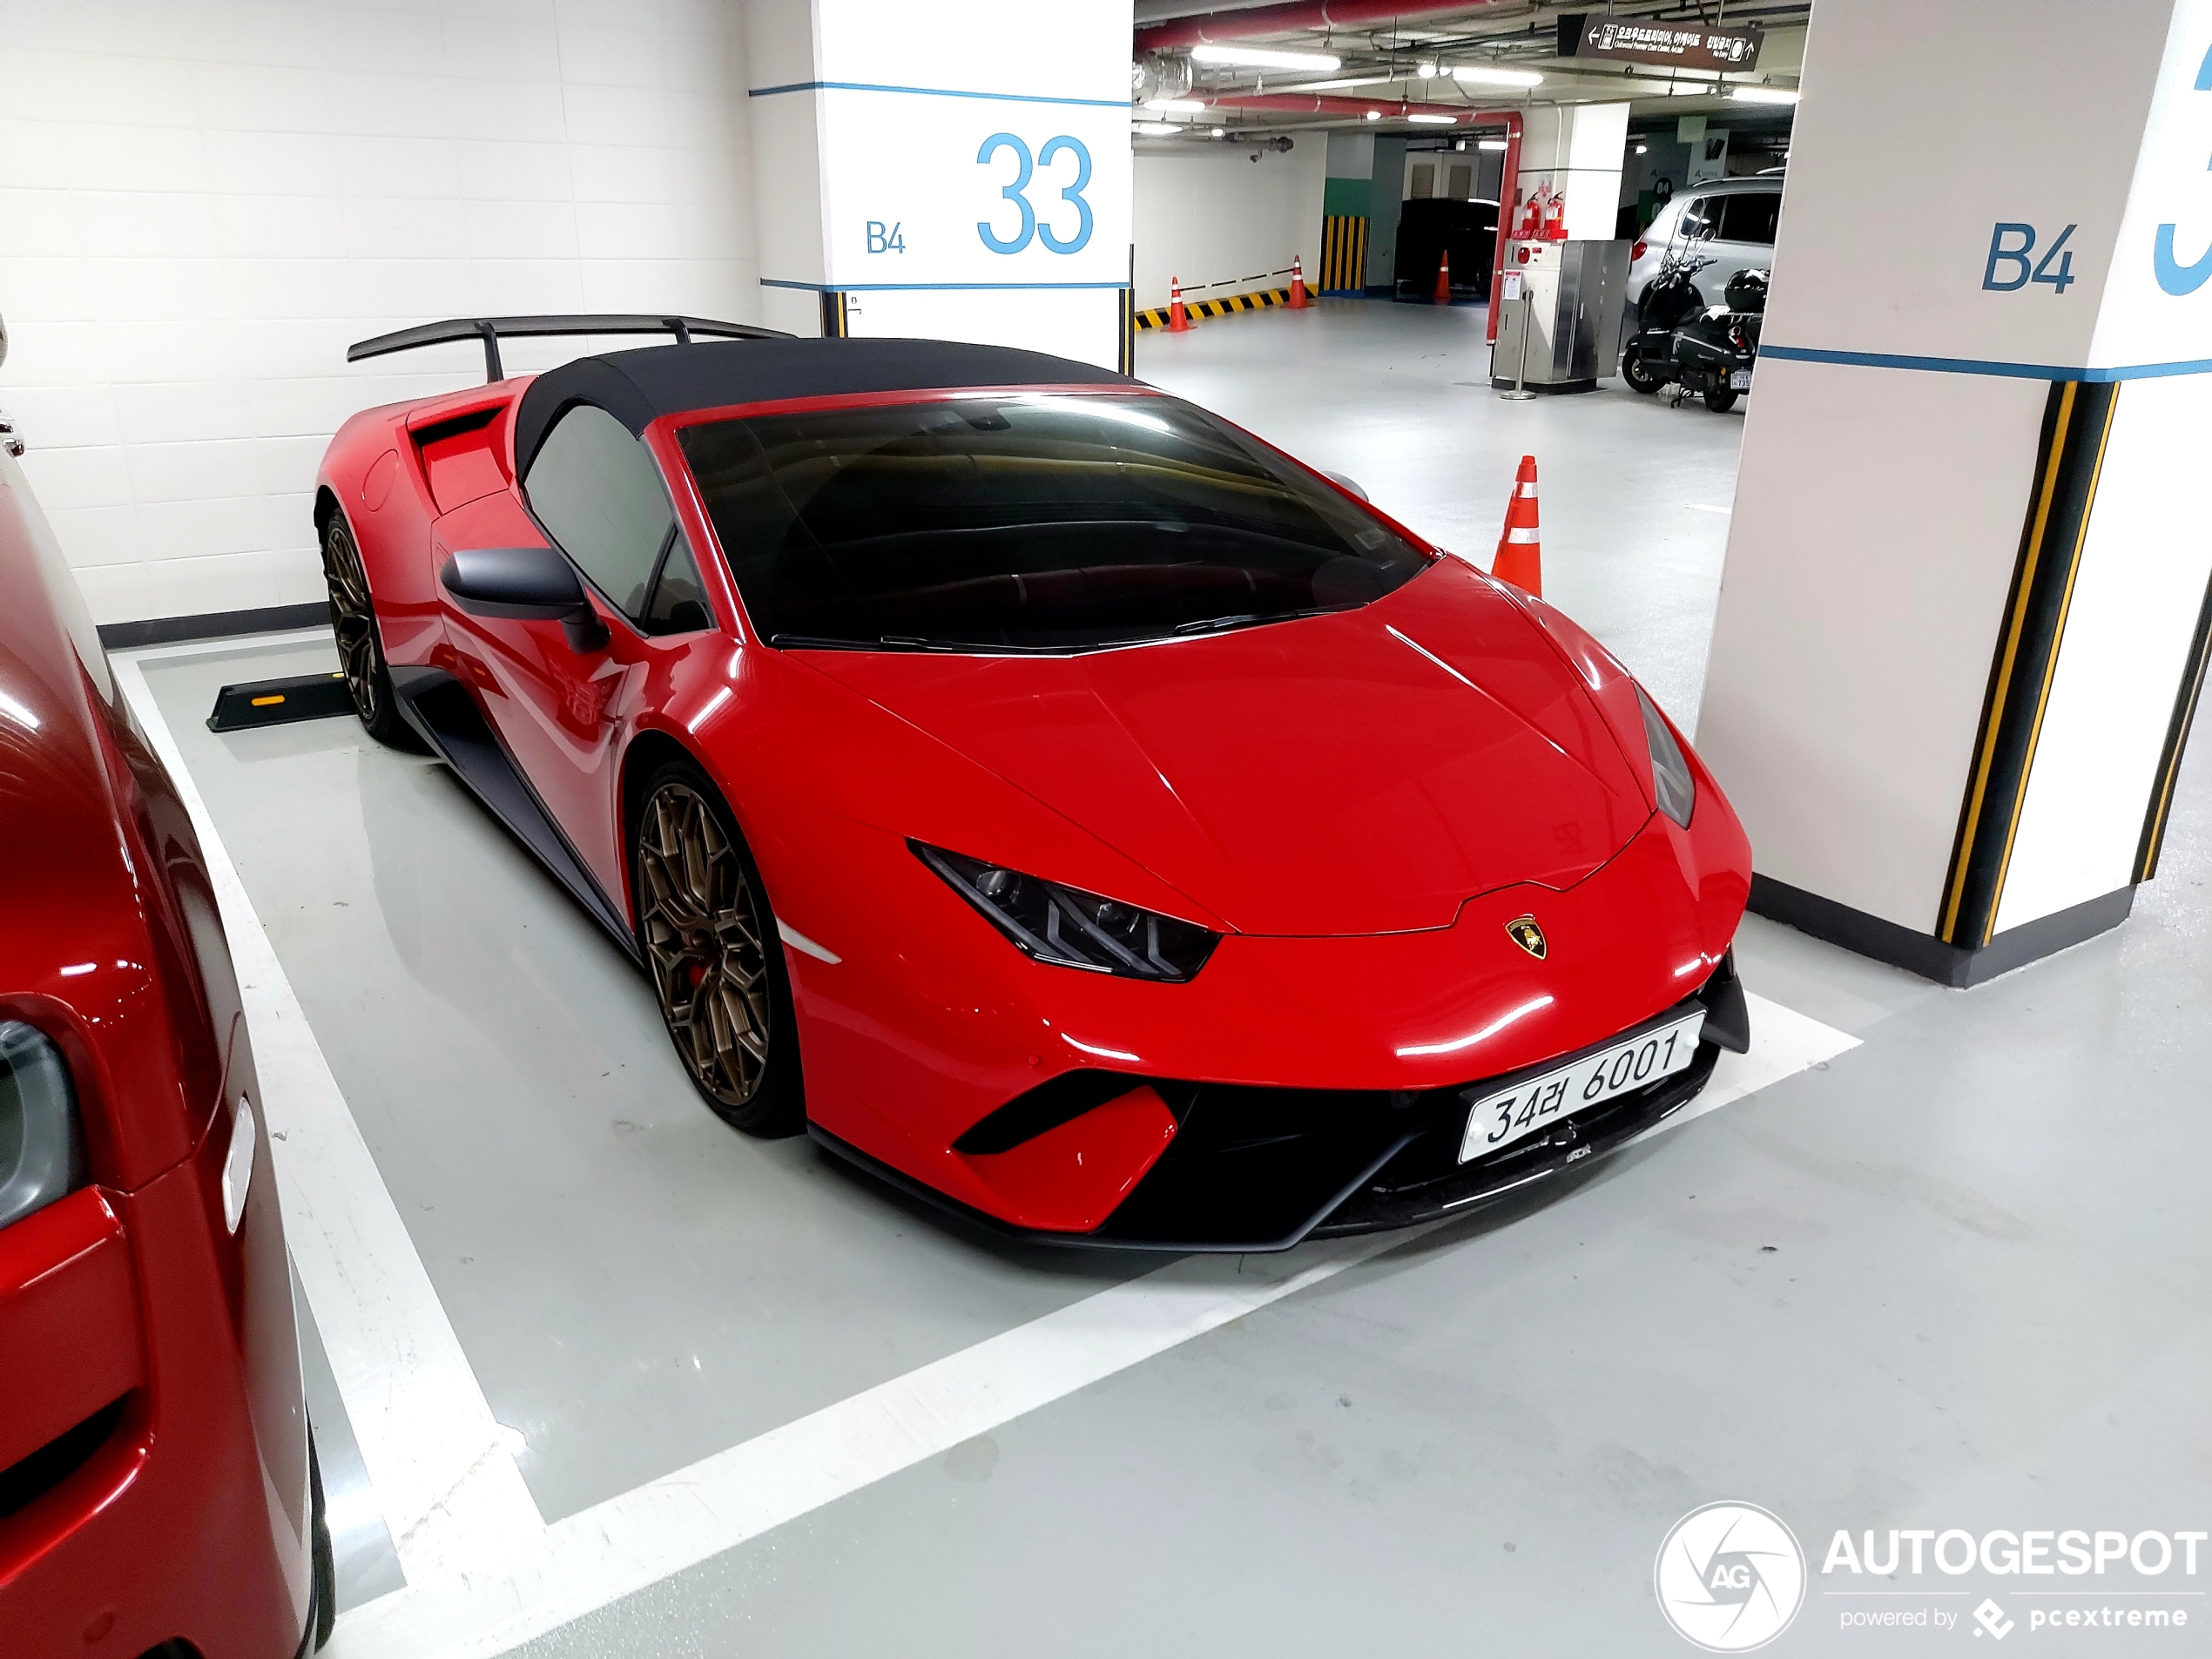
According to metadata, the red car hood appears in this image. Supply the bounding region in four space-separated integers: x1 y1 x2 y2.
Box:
800 560 1656 935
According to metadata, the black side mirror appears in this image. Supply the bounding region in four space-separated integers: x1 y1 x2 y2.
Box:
440 545 610 652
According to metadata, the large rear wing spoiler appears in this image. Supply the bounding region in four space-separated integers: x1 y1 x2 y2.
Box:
346 314 792 383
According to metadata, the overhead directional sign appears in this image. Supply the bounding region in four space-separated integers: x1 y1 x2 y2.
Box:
1557 14 1764 73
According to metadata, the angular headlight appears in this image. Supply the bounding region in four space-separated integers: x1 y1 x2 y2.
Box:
913 841 1219 981
1 1021 86 1230
1637 686 1696 829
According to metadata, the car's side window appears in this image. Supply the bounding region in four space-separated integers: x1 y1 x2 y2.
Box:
1676 196 1716 241
1717 192 1781 246
640 527 712 635
524 403 675 619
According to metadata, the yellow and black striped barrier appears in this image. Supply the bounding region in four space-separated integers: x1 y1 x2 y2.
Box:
1319 215 1367 294
1134 286 1295 331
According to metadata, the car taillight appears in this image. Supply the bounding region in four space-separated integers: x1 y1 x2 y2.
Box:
0 1021 86 1230
1632 239 1648 261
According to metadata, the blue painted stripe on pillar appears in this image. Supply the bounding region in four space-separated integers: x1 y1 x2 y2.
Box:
748 80 1125 108
1761 344 2212 382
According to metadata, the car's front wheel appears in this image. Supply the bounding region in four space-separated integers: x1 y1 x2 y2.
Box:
631 758 804 1135
321 513 422 751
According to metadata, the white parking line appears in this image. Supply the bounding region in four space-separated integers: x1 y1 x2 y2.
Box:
1654 991 1859 1138
116 650 545 1582
124 636 1858 1656
333 993 1853 1659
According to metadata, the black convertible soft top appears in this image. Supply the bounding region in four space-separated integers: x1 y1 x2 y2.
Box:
512 337 1134 480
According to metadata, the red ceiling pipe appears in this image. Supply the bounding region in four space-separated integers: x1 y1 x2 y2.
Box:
1206 92 1474 118
1204 98 1521 341
1137 1 1507 52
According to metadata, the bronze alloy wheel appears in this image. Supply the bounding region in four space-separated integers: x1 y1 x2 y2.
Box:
322 516 382 727
638 779 775 1111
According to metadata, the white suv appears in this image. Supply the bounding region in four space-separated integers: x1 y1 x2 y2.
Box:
1625 175 1784 327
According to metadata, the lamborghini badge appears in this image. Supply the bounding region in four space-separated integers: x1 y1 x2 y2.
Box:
1506 914 1548 960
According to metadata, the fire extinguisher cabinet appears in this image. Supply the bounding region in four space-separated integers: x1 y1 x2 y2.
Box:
1490 238 1633 395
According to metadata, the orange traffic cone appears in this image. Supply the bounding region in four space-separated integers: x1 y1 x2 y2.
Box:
1288 254 1309 308
1493 455 1542 596
1433 250 1453 304
1167 276 1190 333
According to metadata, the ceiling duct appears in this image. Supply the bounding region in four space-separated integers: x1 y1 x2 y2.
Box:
1135 1 1507 53
1132 53 1197 102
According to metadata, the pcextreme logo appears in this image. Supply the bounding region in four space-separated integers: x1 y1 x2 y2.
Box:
1655 1502 1808 1652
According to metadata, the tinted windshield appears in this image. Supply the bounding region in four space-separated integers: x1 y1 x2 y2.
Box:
675 392 1429 651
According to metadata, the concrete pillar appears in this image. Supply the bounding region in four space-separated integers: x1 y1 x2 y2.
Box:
742 0 1135 369
1699 0 2212 985
1512 102 1629 240
1365 134 1409 293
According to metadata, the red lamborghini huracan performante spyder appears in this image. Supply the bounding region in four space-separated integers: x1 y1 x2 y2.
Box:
317 315 1751 1251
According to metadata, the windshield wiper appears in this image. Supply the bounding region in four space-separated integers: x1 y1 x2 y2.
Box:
1171 606 1336 637
770 632 934 652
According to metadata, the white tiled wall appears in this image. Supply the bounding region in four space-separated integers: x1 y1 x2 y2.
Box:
1131 142 1326 313
0 0 763 624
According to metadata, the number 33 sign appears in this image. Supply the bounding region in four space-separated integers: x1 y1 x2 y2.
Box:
974 133 1095 255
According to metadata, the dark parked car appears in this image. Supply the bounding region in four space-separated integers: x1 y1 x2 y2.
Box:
1393 197 1500 301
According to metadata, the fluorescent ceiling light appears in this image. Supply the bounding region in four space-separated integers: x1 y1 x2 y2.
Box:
1667 80 1717 95
1406 112 1457 125
1143 98 1205 113
1410 61 1542 88
1364 110 1382 122
1190 44 1340 71
1211 125 1225 137
1478 138 1509 151
1452 65 1542 89
1732 85 1800 105
1133 121 1180 136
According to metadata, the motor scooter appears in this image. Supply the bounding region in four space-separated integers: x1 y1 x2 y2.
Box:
1621 253 1765 413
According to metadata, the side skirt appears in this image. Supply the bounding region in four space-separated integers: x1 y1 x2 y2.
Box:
389 666 641 963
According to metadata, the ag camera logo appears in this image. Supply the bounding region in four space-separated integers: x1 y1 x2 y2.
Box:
1656 1501 1807 1651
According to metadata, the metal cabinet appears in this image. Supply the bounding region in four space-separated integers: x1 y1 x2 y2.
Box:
1490 239 1633 395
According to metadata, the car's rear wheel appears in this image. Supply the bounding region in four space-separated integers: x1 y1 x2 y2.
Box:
1622 346 1665 395
632 759 803 1135
321 513 422 751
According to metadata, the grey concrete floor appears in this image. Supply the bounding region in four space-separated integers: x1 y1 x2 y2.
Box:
132 300 2211 1656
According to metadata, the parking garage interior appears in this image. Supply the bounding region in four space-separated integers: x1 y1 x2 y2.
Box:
3 4 2210 1657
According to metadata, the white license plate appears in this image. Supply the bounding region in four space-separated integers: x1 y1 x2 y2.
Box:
1729 369 1753 390
1458 1012 1706 1163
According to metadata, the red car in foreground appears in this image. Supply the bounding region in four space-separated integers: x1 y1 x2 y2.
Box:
0 411 331 1647
318 316 1751 1251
